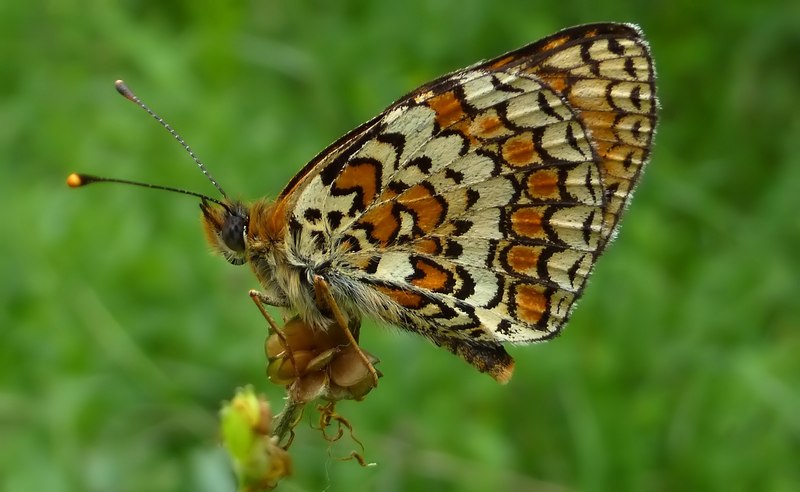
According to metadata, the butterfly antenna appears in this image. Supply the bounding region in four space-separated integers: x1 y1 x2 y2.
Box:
66 173 226 206
114 79 229 200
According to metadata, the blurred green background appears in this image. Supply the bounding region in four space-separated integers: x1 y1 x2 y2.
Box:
2 0 799 490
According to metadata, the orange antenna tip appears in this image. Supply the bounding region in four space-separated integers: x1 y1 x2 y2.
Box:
66 173 84 188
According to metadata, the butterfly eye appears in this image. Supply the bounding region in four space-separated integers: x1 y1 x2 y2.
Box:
222 213 247 253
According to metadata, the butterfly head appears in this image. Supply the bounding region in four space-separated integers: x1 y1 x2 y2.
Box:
200 199 250 265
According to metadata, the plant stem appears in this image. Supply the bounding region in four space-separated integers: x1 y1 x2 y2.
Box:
272 397 305 445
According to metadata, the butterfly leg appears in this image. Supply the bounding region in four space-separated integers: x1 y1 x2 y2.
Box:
311 275 380 387
249 289 300 378
249 289 290 309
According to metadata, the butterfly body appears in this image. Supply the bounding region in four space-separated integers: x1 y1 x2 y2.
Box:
199 23 657 382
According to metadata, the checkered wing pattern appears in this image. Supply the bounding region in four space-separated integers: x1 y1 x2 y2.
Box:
278 23 657 379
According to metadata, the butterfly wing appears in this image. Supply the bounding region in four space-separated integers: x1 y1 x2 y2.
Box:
278 23 657 380
490 23 658 246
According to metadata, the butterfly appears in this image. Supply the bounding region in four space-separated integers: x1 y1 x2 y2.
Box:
72 23 657 384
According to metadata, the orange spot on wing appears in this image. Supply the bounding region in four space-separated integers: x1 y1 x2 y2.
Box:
333 159 379 210
511 207 544 238
580 110 618 144
473 113 504 138
397 184 445 234
602 145 643 179
410 258 451 293
428 91 466 129
527 169 560 198
376 285 425 309
516 284 547 324
541 73 568 92
567 83 613 112
541 35 570 52
502 134 539 167
506 245 541 273
358 203 399 246
377 187 399 202
489 55 516 69
594 138 612 157
454 119 480 147
346 254 377 270
579 110 647 167
413 238 441 255
398 184 432 202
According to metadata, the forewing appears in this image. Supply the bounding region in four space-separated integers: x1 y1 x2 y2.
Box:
283 23 656 348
